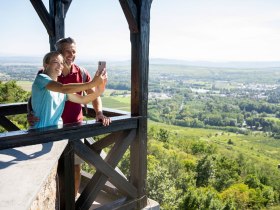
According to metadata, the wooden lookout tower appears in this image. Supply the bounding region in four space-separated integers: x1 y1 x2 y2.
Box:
0 0 156 209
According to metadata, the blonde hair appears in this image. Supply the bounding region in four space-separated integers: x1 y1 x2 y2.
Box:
43 51 62 68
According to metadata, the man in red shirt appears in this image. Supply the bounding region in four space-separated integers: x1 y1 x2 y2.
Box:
55 37 111 196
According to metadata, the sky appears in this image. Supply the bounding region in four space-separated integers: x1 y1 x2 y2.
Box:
1 0 280 62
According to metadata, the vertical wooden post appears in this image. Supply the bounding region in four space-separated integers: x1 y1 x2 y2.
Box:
130 0 152 208
58 142 75 210
49 0 65 50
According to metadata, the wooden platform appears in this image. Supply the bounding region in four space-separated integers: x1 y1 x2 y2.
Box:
80 171 160 210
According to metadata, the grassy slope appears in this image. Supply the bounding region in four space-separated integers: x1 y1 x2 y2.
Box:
16 81 32 91
148 120 280 175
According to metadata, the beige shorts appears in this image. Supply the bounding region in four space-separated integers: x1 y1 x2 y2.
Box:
74 154 84 165
74 139 85 165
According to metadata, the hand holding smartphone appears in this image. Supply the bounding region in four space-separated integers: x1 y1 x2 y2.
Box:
98 61 106 75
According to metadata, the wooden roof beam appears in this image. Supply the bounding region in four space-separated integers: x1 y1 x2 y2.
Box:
30 0 54 36
62 0 72 16
119 0 139 33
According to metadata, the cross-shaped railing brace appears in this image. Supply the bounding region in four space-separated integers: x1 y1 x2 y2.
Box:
67 129 137 210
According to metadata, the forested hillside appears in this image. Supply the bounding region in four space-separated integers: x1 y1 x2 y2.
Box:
142 122 280 209
0 81 30 131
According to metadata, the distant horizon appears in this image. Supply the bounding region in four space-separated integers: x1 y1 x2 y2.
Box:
1 55 280 69
1 54 280 62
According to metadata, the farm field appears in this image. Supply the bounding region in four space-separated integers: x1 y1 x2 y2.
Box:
16 81 32 91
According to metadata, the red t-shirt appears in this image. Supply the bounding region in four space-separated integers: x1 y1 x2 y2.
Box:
57 64 92 124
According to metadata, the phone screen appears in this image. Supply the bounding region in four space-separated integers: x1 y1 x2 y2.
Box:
98 61 106 71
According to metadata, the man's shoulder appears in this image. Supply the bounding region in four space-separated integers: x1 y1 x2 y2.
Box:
73 64 91 82
73 64 88 73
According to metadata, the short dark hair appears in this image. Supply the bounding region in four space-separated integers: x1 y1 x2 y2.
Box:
55 37 76 52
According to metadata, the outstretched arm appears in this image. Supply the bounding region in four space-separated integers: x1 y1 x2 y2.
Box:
68 74 107 107
67 91 101 105
46 70 105 94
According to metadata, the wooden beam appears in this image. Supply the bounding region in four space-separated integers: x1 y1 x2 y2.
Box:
62 0 72 15
75 129 136 210
0 116 139 150
30 0 54 36
129 0 153 208
73 138 137 198
89 131 127 152
0 116 20 131
0 102 128 118
49 0 65 50
0 103 27 116
119 0 139 33
58 142 75 210
94 197 141 210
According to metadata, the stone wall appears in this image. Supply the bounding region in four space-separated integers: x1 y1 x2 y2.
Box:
29 163 58 210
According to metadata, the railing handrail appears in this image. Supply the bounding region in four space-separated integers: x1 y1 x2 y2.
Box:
0 115 139 150
0 102 130 117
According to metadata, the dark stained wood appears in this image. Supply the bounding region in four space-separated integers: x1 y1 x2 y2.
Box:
0 116 20 131
75 129 136 210
119 0 139 33
0 116 139 150
58 142 75 210
94 197 139 210
49 0 65 50
129 0 153 208
62 0 72 15
77 171 108 210
89 131 128 152
0 103 27 116
113 195 147 210
57 151 66 210
0 102 127 118
30 0 54 36
73 138 137 198
0 103 26 132
80 170 122 196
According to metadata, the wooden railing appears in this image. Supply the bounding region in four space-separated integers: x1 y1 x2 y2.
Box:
0 102 146 210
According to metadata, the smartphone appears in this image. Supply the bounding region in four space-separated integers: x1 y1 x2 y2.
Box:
98 61 106 72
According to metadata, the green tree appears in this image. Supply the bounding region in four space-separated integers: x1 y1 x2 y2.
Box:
0 81 31 130
244 174 261 189
196 155 214 187
147 165 182 210
179 187 223 210
0 80 30 103
212 156 240 191
156 128 170 143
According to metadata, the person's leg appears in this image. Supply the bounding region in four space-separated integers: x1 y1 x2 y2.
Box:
74 153 84 197
74 164 81 197
74 139 85 197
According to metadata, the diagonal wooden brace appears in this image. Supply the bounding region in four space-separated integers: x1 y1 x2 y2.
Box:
74 129 137 210
89 131 129 153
